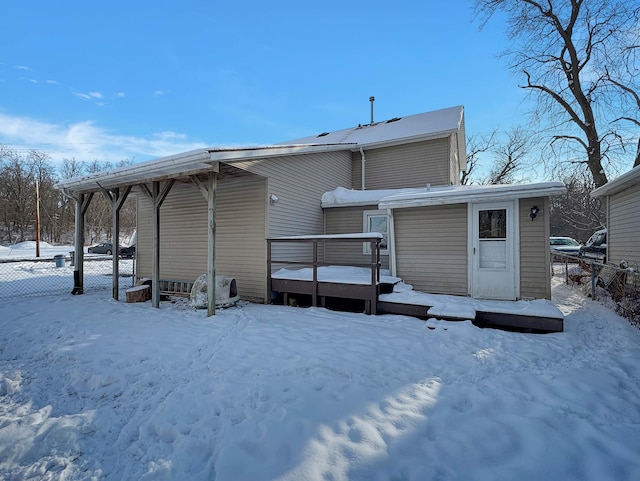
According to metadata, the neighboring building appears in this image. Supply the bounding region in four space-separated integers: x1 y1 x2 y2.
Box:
591 165 640 267
56 105 565 307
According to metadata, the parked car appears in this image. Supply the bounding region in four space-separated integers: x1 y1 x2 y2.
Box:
87 242 136 258
119 244 136 258
579 228 607 263
550 237 581 258
87 242 114 255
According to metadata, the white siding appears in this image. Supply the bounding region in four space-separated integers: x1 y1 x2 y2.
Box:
351 138 451 190
393 204 468 295
608 186 640 266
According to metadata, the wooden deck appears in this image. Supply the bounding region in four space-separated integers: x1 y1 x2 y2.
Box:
267 234 564 333
267 234 385 314
377 301 564 333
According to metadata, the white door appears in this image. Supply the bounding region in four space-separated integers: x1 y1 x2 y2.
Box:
471 202 517 300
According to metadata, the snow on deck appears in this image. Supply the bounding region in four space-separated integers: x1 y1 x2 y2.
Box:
271 266 401 285
381 282 563 320
272 265 562 320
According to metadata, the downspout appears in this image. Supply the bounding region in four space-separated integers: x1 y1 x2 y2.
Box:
360 147 366 190
387 207 396 277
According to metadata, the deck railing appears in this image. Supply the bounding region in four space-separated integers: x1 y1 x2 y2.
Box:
266 234 382 314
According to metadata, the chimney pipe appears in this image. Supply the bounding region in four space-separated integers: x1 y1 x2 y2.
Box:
369 96 375 125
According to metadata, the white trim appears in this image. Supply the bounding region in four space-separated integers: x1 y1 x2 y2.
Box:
514 198 521 299
379 182 566 209
470 201 518 300
467 204 473 297
591 164 640 197
387 208 397 276
362 209 390 255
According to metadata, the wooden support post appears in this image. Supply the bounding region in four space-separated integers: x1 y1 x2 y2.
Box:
207 173 217 317
267 239 272 304
140 180 175 309
71 192 93 295
312 240 318 307
190 171 218 317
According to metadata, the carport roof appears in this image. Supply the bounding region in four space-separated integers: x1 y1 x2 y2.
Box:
55 143 351 193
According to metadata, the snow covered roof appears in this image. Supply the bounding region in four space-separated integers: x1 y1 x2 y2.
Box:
280 106 464 149
55 106 466 194
322 182 567 209
54 144 349 193
591 164 640 197
321 186 426 208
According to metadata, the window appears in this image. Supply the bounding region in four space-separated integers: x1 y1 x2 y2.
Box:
363 210 389 254
478 208 507 269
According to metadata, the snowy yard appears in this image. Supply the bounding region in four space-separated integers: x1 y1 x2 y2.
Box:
1 277 639 480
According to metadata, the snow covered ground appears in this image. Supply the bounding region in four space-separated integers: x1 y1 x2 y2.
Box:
1 276 639 480
0 241 75 259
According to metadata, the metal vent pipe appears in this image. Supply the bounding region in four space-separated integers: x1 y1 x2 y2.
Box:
369 96 375 124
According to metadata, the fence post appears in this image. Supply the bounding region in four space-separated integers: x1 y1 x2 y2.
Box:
591 260 596 300
565 256 569 284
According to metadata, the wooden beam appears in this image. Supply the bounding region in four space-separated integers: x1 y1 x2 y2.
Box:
72 192 94 295
190 175 210 200
146 180 175 308
106 186 132 300
207 173 217 316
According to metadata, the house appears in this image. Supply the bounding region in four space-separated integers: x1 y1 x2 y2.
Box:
55 105 565 317
590 164 640 267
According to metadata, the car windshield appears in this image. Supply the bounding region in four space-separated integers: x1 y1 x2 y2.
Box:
551 238 579 246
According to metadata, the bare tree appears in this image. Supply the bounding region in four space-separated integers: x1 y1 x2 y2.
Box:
549 168 604 241
462 130 497 184
464 127 534 184
474 0 640 187
487 127 532 184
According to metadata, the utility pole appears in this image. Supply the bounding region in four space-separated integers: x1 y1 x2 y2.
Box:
35 180 41 257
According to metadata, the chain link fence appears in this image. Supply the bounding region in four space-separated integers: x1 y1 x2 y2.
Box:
0 255 135 301
551 252 640 326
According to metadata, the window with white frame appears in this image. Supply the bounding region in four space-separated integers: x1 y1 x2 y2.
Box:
363 210 389 254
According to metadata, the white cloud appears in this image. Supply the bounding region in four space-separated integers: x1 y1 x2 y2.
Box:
0 113 209 164
14 65 30 71
45 80 58 85
154 90 168 96
74 91 104 101
115 92 125 97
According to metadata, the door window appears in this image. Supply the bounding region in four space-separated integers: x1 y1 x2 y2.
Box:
363 210 389 254
478 209 507 269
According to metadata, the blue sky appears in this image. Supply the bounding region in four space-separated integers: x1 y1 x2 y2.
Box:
0 0 528 165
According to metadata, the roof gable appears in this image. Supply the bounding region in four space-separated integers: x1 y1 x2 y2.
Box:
280 106 464 149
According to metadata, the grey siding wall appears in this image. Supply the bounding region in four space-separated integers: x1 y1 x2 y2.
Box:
519 197 551 300
608 186 640 266
232 150 352 264
351 138 451 190
324 205 389 269
393 204 468 295
137 176 267 302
